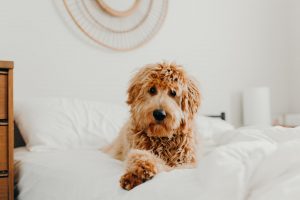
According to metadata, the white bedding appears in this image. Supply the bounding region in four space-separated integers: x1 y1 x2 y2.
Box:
15 126 300 200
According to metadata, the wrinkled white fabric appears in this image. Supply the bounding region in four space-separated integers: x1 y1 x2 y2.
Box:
15 126 300 200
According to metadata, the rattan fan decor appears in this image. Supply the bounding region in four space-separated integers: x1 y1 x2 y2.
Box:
63 0 168 51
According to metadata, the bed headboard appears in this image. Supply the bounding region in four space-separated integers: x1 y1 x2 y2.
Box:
207 112 226 120
13 112 226 148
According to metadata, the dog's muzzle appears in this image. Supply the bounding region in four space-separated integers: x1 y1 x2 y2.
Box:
153 109 166 121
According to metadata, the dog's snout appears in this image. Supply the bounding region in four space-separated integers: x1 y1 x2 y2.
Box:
153 109 166 121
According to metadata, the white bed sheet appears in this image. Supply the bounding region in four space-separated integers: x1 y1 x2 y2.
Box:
15 126 300 200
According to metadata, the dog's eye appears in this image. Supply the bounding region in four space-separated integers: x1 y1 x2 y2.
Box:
149 86 157 95
169 90 176 97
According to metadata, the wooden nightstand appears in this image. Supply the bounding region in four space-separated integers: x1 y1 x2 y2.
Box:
0 61 14 200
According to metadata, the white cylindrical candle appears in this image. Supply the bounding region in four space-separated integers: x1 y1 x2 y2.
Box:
243 87 271 126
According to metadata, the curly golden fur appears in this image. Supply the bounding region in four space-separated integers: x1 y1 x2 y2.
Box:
103 62 201 190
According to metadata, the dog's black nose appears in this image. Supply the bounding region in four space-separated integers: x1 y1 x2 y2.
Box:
153 109 166 121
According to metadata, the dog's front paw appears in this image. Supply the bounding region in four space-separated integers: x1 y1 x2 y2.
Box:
120 161 157 190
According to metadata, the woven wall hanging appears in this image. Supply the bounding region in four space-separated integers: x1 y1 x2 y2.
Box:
63 0 168 51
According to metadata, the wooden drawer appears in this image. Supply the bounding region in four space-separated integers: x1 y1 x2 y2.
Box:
0 177 8 200
0 126 8 171
0 74 7 119
0 62 13 200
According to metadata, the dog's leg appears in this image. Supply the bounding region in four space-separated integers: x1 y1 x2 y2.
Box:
102 133 126 160
102 122 131 161
120 149 168 190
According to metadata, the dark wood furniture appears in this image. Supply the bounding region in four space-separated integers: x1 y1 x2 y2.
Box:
0 61 14 200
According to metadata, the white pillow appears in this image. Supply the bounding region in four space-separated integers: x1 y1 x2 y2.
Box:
15 98 129 151
196 115 234 140
15 97 234 151
195 115 234 154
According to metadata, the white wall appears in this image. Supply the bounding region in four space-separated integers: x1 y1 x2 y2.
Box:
289 0 300 113
0 0 293 127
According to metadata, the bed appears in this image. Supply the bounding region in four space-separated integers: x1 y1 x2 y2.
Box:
13 98 300 200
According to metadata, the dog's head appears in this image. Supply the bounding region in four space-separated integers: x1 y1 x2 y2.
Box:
127 62 201 137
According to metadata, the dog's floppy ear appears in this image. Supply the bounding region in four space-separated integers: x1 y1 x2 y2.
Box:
127 66 151 105
127 79 142 105
181 78 201 118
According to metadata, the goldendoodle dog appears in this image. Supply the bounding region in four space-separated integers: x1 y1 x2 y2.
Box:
103 62 201 190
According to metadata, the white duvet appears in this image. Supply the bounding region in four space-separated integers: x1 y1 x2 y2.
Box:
15 126 300 200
